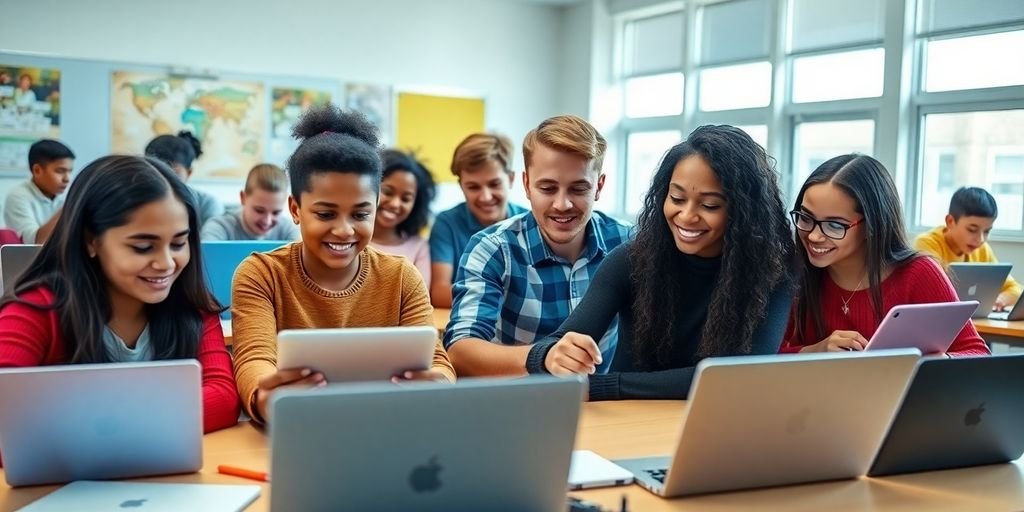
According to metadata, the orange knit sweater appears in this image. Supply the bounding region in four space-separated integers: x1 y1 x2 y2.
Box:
231 243 456 419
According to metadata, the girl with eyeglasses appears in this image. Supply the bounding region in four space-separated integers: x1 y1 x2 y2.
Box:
781 154 989 356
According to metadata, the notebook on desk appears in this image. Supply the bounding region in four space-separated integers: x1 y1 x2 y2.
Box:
17 481 261 512
614 350 921 497
0 361 203 487
269 376 584 511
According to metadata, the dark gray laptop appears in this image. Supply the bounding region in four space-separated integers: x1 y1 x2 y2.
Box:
947 263 1013 318
270 376 584 511
868 354 1024 477
0 243 41 293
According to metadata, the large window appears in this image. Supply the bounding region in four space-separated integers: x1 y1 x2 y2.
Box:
791 49 885 103
699 62 772 111
923 30 1024 92
918 110 1024 230
625 130 683 214
793 119 876 192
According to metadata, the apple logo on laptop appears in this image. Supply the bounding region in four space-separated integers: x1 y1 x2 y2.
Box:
119 499 147 508
967 284 978 296
964 402 985 427
409 456 443 493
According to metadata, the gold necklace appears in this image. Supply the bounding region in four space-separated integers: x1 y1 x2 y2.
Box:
841 274 866 316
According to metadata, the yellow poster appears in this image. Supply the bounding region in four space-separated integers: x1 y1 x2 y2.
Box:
396 93 484 184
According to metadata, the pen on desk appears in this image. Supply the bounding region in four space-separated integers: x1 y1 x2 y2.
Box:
217 464 270 482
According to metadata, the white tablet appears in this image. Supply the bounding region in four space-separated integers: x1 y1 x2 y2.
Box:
863 301 979 354
277 326 437 382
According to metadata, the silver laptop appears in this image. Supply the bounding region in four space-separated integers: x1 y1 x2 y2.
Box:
0 243 41 293
989 295 1024 321
270 376 584 511
614 349 920 497
0 361 203 487
17 481 260 512
948 263 1013 318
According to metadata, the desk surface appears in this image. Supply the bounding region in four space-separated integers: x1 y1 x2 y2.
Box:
220 308 451 346
974 317 1024 338
3 400 1023 511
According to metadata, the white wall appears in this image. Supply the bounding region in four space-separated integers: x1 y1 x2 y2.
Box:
0 0 571 214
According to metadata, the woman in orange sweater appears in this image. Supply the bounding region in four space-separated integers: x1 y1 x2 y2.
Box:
231 105 455 425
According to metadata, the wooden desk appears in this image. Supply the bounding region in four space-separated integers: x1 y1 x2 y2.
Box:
3 401 1023 511
221 310 451 346
973 318 1024 347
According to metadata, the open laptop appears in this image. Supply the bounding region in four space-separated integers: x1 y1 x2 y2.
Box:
0 361 203 487
863 301 978 353
614 349 921 497
0 243 41 293
988 295 1024 321
17 481 260 512
276 326 437 382
868 354 1024 476
201 241 289 318
948 263 1013 318
270 376 584 511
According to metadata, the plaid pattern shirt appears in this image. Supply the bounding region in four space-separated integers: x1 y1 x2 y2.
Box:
444 211 632 372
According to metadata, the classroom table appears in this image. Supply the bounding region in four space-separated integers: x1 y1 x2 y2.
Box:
220 308 451 346
974 318 1024 347
3 400 1022 511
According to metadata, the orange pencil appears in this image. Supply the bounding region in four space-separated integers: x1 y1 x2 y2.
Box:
217 464 270 482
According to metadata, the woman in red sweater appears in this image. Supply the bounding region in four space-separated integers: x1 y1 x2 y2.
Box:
0 155 240 433
782 154 990 357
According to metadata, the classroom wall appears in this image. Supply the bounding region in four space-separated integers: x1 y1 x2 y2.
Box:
0 0 573 213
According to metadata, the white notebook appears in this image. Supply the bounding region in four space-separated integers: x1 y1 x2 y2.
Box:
18 481 261 512
568 450 635 490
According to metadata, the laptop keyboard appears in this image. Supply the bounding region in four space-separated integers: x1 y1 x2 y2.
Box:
644 468 668 483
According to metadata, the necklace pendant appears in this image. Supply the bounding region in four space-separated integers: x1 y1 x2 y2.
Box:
841 303 850 315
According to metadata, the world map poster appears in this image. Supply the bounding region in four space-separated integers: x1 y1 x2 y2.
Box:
111 71 265 180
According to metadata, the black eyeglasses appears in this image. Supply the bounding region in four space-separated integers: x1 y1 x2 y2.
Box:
789 210 863 240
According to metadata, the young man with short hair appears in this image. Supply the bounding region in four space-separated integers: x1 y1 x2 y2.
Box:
915 186 1022 310
3 139 74 244
444 115 632 377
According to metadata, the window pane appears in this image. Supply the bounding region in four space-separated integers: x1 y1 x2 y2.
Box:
919 110 1024 230
626 12 684 75
626 131 682 214
919 0 1024 34
924 31 1024 92
625 73 684 118
735 124 769 148
793 119 875 192
701 0 771 65
792 48 885 103
699 62 772 111
790 0 884 52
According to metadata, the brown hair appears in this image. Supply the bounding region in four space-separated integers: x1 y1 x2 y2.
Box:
522 115 606 172
450 133 513 177
244 163 288 194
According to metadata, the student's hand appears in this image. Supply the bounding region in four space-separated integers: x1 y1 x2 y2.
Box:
801 330 868 353
391 370 451 383
994 292 1015 312
254 368 325 421
544 332 602 376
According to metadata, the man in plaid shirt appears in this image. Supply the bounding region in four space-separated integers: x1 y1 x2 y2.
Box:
444 115 632 376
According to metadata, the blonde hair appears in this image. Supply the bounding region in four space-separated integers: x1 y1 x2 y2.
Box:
522 115 606 172
450 133 514 177
244 163 288 194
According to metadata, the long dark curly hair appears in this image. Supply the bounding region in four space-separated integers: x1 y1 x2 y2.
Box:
630 125 795 367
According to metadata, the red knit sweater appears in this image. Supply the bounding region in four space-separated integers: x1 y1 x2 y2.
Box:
0 287 240 433
781 256 991 356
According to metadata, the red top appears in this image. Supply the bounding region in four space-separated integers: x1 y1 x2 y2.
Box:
0 287 240 433
781 256 991 357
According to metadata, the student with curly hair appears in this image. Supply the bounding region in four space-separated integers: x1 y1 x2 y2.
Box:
145 131 223 227
231 105 455 425
526 125 795 400
369 150 436 286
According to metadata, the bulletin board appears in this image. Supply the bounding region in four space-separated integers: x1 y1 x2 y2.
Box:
396 92 485 184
